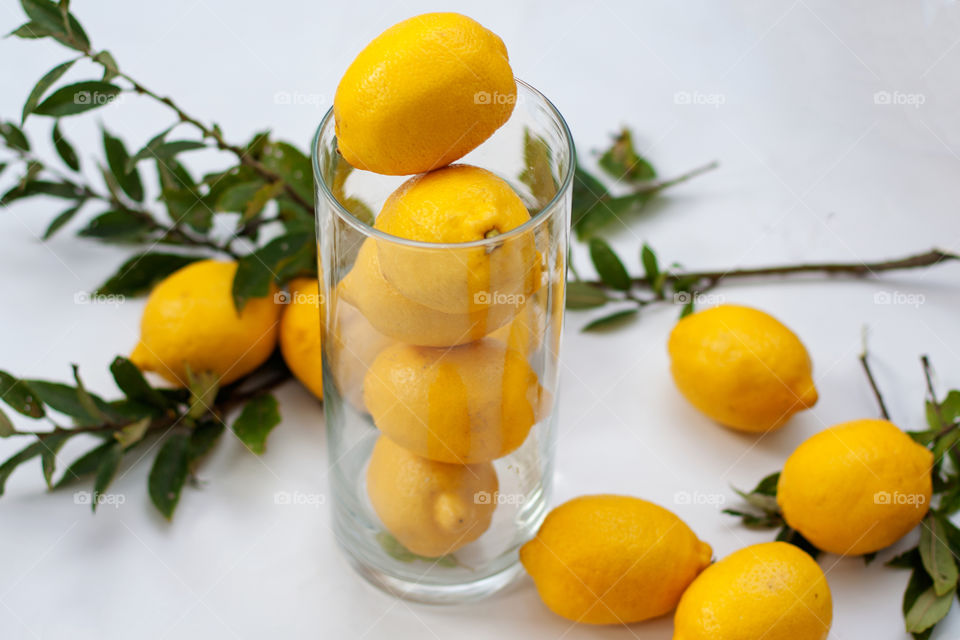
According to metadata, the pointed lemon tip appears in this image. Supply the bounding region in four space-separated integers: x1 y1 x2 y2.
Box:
130 341 151 371
799 382 819 408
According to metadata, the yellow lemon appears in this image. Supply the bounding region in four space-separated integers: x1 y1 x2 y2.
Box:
131 260 280 387
339 238 516 347
520 495 712 625
668 304 818 432
334 13 516 175
674 542 832 640
488 289 546 359
777 418 933 555
366 435 498 557
364 339 545 464
374 164 540 315
278 278 323 400
326 301 396 413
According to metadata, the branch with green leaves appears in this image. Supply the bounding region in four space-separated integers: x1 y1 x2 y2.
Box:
725 355 960 639
567 241 958 331
0 356 288 519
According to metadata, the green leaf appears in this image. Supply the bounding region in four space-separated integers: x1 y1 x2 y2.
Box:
576 192 650 241
215 180 265 213
95 252 199 297
91 442 123 512
261 141 313 207
0 407 15 437
71 364 110 425
242 181 285 222
887 547 921 569
22 59 75 123
0 439 46 496
377 531 418 562
232 232 312 310
125 128 172 172
920 513 958 595
641 244 660 292
933 428 960 464
588 237 631 291
54 440 116 488
582 308 638 332
109 356 168 408
51 120 80 170
148 140 206 163
518 129 556 205
232 394 280 455
25 379 118 424
160 186 210 233
0 122 30 151
927 391 960 431
722 508 782 529
565 281 609 310
186 370 219 420
750 472 781 497
41 431 71 488
905 583 954 634
35 82 120 117
598 128 656 184
78 210 152 242
92 50 118 81
570 165 609 228
1 179 84 206
102 128 143 202
114 417 150 448
157 158 195 191
8 21 53 39
0 370 45 418
735 487 781 514
148 432 190 519
188 420 224 462
340 197 374 226
20 0 89 51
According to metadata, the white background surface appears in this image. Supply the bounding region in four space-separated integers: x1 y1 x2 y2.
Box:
2 1 960 638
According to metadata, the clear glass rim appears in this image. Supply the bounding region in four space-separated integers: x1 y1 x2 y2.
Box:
311 78 576 250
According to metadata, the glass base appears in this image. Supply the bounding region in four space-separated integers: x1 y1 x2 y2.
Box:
343 543 525 604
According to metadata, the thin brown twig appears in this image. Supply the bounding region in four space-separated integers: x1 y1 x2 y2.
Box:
583 249 959 290
858 330 891 420
97 61 314 213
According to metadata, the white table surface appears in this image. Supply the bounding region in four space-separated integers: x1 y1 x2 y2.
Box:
2 1 960 638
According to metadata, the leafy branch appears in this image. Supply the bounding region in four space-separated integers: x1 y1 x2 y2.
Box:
725 354 960 639
0 356 288 519
569 243 958 331
3 0 318 309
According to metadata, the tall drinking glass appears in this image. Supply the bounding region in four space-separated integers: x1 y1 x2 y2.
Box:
312 79 574 603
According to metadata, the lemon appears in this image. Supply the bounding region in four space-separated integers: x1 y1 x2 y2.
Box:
334 13 516 175
366 435 498 558
278 277 323 400
488 289 546 358
131 260 280 387
364 339 546 464
374 164 540 315
777 418 933 555
339 238 516 347
520 495 712 625
674 542 832 640
668 304 818 432
326 301 395 412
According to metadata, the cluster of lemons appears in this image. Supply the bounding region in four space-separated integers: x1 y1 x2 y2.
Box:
521 305 931 638
332 14 551 558
127 12 936 639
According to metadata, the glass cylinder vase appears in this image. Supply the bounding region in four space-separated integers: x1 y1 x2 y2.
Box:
312 79 574 603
